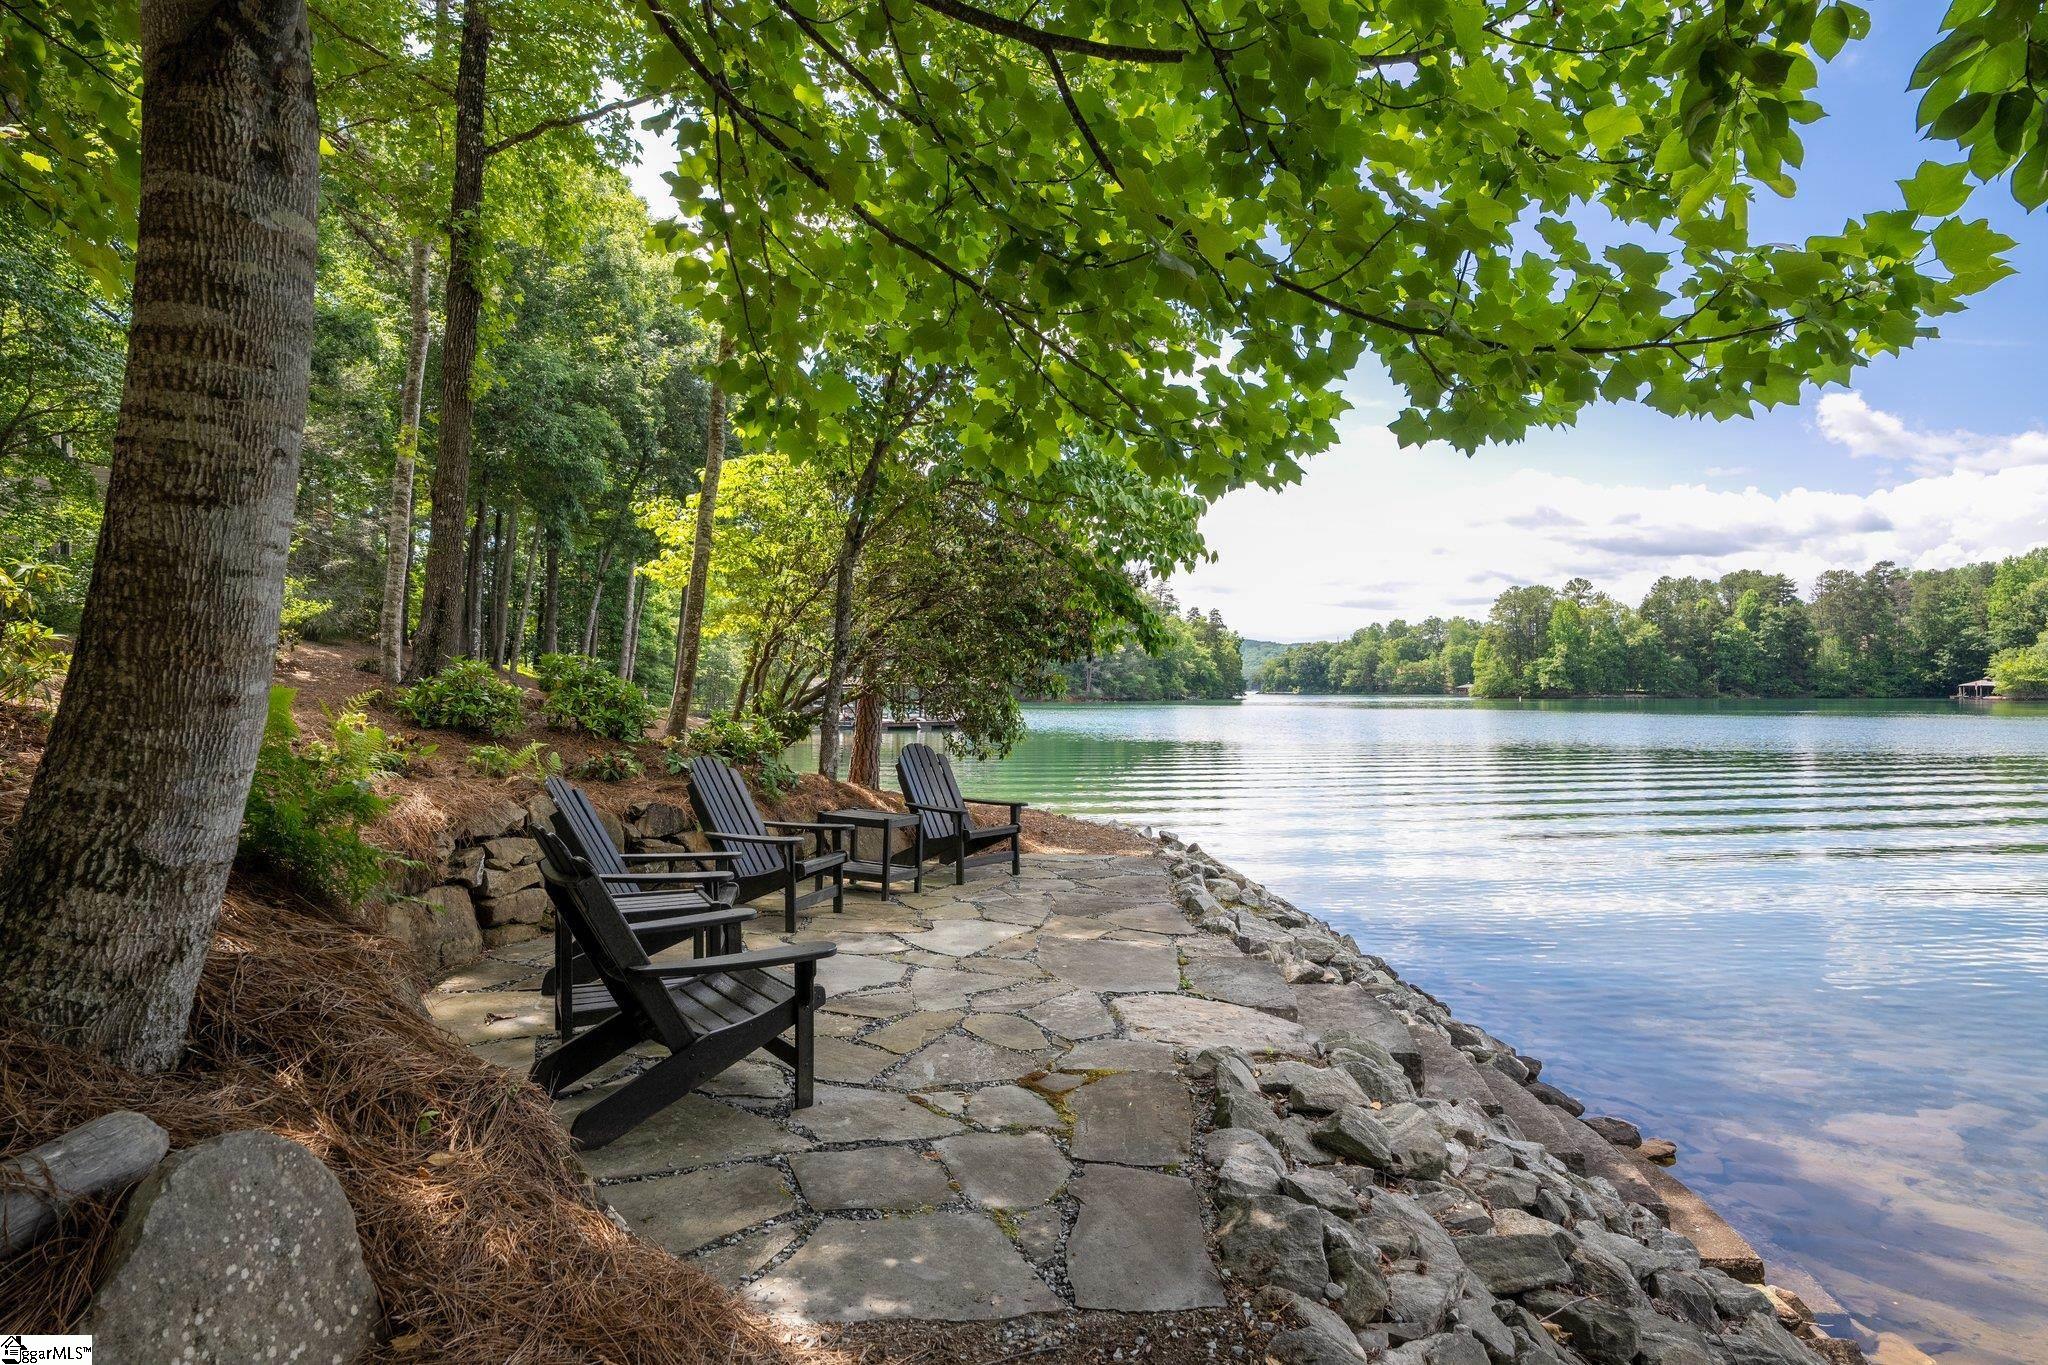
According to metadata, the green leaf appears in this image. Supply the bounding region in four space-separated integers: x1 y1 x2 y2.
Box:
1899 160 1973 216
1583 104 1643 155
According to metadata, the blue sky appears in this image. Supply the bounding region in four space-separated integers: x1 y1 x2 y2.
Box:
629 4 2048 641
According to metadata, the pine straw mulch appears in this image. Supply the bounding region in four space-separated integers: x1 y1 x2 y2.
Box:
0 878 843 1364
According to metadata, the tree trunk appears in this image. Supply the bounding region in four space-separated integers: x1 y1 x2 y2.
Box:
509 544 536 669
378 237 431 685
578 544 613 657
541 529 560 654
618 560 642 680
405 0 487 679
815 439 888 777
462 489 487 658
0 0 319 1072
848 685 884 788
488 500 517 666
667 333 731 732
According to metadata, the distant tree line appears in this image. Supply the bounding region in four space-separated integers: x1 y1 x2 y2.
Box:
1256 550 2048 701
1052 589 1245 702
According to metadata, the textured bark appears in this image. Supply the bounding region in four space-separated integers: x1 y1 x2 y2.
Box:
618 560 642 680
540 530 560 654
405 0 487 678
461 490 486 657
378 237 431 685
848 686 884 788
815 439 888 777
0 0 319 1071
578 544 613 657
508 544 536 668
488 500 516 666
666 344 730 732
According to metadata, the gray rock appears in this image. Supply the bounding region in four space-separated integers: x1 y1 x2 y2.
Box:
86 1132 377 1365
1375 1103 1451 1179
1525 1080 1585 1116
380 884 482 975
747 1212 1059 1321
1256 1287 1369 1363
1720 1317 1820 1365
1582 1226 1670 1281
1522 1289 1641 1365
606 1162 796 1250
628 800 687 839
1113 993 1315 1054
1653 1268 1722 1329
1453 1289 1517 1361
1328 1046 1416 1104
1312 1106 1395 1166
1066 1165 1225 1311
1384 1257 1464 1336
483 834 541 867
690 1223 800 1288
1216 1194 1329 1297
887 1034 1052 1089
964 1084 1062 1130
1283 1167 1363 1218
476 886 549 927
479 860 542 898
789 1146 952 1212
1261 1059 1369 1114
1637 1319 1720 1365
1037 936 1180 991
1701 1267 1773 1318
935 1132 1068 1209
1068 1070 1191 1166
1021 989 1116 1040
1209 1127 1287 1202
1453 1234 1574 1296
1571 1239 1649 1309
1323 1218 1391 1327
785 1085 958 1144
1056 1036 1178 1072
1584 1115 1643 1147
1357 1186 1458 1263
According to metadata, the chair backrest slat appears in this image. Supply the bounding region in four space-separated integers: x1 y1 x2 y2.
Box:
898 743 969 843
535 828 696 1045
686 757 778 879
545 777 629 877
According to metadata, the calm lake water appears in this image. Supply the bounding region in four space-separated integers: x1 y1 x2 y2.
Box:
814 695 2048 1364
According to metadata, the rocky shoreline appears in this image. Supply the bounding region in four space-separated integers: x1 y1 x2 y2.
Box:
1149 826 1863 1365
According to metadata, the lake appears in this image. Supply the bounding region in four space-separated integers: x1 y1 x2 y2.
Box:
808 695 2048 1365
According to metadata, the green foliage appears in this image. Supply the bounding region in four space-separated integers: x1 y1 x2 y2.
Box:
574 748 645 782
647 0 2008 471
276 575 335 658
1058 589 1244 701
534 652 654 741
239 688 392 904
669 714 798 797
394 658 526 736
1990 633 2048 699
468 741 563 781
0 560 71 705
1910 1 2048 210
320 692 435 775
1260 549 2048 700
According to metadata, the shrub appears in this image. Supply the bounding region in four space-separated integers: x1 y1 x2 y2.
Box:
322 692 435 775
240 687 393 904
0 560 70 705
667 713 797 798
276 575 333 659
575 748 644 782
469 741 563 781
394 658 525 736
535 653 653 742
1990 633 2048 699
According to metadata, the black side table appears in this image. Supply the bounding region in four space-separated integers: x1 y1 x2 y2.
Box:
819 808 923 901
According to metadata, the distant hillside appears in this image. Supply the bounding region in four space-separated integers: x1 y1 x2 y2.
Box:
1238 639 1290 689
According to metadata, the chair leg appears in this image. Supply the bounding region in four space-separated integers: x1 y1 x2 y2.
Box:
832 864 844 915
783 875 798 934
529 1010 638 1097
794 964 817 1109
1010 832 1021 876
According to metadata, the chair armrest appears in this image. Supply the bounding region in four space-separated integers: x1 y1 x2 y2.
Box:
625 906 756 930
595 871 733 886
764 820 845 852
904 799 969 818
619 850 741 864
632 941 839 977
704 830 803 847
962 794 1029 810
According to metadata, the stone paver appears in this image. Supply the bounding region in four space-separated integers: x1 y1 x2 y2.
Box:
747 1213 1060 1322
1038 938 1180 992
1184 956 1298 1016
1068 1071 1193 1167
1067 1165 1226 1311
965 1085 1063 1130
790 1147 954 1212
963 1012 1051 1051
935 1132 1069 1209
1112 993 1316 1055
791 1085 962 1143
1021 989 1116 1040
424 848 1339 1333
603 1163 794 1253
887 1035 1054 1090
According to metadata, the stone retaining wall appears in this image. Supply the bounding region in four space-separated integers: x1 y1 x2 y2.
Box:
1153 830 1863 1365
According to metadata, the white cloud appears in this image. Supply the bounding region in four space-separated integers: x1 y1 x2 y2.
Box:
1814 392 2048 475
1174 413 2048 640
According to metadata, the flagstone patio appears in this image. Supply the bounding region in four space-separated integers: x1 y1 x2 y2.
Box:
425 851 1315 1326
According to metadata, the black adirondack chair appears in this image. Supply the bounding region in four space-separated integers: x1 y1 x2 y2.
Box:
685 756 847 932
896 743 1026 884
529 830 836 1148
543 777 752 1036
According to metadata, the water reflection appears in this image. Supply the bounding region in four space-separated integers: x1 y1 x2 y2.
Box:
799 696 2048 1364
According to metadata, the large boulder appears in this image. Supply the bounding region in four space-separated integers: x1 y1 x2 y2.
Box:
86 1131 379 1363
379 884 482 976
